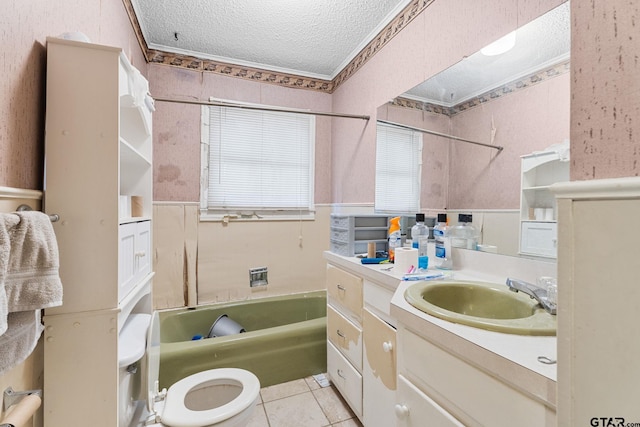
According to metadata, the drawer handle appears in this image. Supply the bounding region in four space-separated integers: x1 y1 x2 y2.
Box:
394 404 410 419
135 251 146 258
336 329 345 338
382 341 393 352
336 284 346 291
337 369 346 379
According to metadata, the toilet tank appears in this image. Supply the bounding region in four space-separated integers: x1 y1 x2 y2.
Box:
118 313 152 427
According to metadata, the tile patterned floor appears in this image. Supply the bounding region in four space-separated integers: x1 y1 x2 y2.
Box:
247 376 363 427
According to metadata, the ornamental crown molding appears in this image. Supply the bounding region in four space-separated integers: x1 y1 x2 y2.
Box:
391 59 571 116
122 0 434 94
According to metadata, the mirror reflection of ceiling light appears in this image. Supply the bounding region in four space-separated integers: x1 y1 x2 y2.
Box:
481 31 517 56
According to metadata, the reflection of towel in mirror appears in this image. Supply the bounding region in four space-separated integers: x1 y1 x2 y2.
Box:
0 310 43 375
3 211 63 313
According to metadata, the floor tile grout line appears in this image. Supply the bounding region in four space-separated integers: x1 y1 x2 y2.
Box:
258 376 363 427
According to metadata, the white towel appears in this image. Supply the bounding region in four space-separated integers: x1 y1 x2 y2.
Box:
3 211 63 312
0 214 16 335
0 310 43 375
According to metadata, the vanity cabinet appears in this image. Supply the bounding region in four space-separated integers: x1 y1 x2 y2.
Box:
42 37 154 427
519 150 569 258
395 375 463 427
326 264 364 420
396 325 555 427
326 261 398 426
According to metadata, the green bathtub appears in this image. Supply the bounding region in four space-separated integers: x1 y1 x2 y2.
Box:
158 290 327 389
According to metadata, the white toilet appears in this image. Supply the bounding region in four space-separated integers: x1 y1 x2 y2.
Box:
119 312 260 427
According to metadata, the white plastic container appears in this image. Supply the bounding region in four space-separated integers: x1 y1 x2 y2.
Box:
450 214 479 250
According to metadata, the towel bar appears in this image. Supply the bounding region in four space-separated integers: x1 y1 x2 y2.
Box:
15 204 59 222
1 387 42 427
3 388 41 413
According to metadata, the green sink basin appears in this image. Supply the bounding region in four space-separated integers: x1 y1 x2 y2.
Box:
404 280 556 336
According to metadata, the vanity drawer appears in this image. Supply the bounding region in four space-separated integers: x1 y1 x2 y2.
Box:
327 305 362 372
400 327 546 427
396 374 464 427
326 264 363 324
327 341 363 418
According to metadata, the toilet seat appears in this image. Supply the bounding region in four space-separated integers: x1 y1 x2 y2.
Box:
145 313 260 427
160 368 260 427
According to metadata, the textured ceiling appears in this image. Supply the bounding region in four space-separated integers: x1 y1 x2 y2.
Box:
403 2 570 106
130 0 412 80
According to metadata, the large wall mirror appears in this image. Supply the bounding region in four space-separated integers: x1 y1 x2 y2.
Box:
376 2 570 257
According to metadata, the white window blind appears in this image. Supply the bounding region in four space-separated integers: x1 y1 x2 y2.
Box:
375 123 422 213
201 104 315 219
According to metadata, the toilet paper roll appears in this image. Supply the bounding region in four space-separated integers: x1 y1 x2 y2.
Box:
394 247 419 274
534 208 545 221
544 208 554 221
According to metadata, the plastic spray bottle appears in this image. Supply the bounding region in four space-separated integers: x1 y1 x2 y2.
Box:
388 216 401 262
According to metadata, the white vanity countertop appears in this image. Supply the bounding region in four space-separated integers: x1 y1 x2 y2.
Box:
323 250 557 384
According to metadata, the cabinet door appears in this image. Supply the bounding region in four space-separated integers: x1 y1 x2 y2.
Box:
133 220 151 283
119 222 137 300
396 375 464 427
520 221 557 257
401 327 547 427
119 220 151 301
363 308 397 427
326 264 363 324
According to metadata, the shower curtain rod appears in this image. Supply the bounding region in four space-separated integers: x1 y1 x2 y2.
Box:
154 97 370 121
377 119 504 152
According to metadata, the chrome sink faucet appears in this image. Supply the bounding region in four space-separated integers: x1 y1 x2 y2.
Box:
505 278 557 315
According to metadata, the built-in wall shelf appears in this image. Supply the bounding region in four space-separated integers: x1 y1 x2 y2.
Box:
519 149 569 258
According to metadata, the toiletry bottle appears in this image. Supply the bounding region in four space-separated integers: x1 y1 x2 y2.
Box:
451 214 479 250
388 216 401 262
465 214 480 250
411 213 429 255
433 213 452 269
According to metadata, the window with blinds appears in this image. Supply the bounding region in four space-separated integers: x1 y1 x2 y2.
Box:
375 123 422 213
200 104 315 220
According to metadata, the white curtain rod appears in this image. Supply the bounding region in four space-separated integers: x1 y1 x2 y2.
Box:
154 97 370 121
377 119 504 152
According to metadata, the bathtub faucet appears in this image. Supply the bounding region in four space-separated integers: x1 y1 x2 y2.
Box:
505 278 557 315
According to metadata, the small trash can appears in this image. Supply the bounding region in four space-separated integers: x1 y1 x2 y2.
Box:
207 314 246 338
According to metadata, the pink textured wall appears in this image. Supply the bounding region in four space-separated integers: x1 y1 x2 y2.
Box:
377 104 451 209
571 1 640 180
149 65 333 202
4 0 635 201
449 72 570 209
0 1 145 190
331 0 566 205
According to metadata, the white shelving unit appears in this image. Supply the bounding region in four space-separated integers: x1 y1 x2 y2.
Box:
42 37 154 427
519 150 569 258
329 214 389 256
